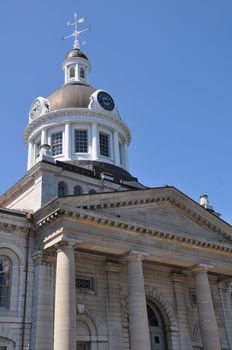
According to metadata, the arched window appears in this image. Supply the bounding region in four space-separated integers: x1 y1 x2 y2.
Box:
58 182 68 197
147 303 167 350
0 256 12 308
88 189 96 194
74 185 83 196
80 67 85 79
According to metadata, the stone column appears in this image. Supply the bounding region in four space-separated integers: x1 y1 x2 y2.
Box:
64 123 72 160
92 123 98 160
126 252 151 350
105 261 123 350
53 242 76 350
31 251 54 350
191 264 221 350
113 131 120 166
171 273 191 350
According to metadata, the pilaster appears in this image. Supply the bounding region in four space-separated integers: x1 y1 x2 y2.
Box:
171 272 192 350
105 261 123 350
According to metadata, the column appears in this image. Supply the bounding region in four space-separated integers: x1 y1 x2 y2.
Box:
27 140 34 170
92 123 98 160
54 242 76 350
64 123 72 160
171 273 191 349
31 251 54 350
41 128 48 146
191 264 221 350
105 262 123 350
126 253 151 350
113 131 120 166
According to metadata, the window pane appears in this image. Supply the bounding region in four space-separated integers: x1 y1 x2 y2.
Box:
0 256 11 308
119 142 123 166
75 130 88 153
52 132 63 156
69 66 75 79
99 133 110 157
80 68 85 79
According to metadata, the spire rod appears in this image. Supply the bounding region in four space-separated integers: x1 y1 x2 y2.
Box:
63 12 90 50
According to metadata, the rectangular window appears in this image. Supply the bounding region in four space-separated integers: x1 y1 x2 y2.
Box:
75 130 88 153
99 132 110 157
76 277 94 293
36 142 41 158
51 132 63 156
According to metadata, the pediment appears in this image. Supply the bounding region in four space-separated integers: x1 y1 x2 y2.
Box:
56 186 232 244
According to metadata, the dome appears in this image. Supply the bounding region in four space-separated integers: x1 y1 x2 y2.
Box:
66 48 88 61
47 83 96 111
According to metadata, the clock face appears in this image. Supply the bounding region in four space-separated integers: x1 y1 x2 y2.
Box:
97 91 115 111
30 99 41 119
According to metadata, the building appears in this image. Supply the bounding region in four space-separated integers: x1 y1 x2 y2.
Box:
1 14 232 350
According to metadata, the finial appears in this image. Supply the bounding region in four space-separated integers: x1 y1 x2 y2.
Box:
63 12 90 50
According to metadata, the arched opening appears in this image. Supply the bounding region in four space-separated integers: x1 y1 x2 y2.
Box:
88 189 96 194
74 185 83 196
147 302 168 350
0 256 12 308
58 182 68 197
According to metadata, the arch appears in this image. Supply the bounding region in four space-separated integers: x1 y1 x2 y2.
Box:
0 336 15 350
88 189 96 194
145 286 179 349
147 300 168 349
74 185 83 196
58 181 68 197
0 244 24 266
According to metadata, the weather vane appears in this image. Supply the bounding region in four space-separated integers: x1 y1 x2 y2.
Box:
63 12 90 50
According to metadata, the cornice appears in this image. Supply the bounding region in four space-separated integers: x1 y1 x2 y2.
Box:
36 206 232 255
24 108 131 144
61 189 232 241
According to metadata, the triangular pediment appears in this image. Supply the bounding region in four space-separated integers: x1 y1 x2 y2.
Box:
55 186 232 244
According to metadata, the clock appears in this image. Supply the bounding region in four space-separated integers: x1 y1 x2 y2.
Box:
97 91 115 111
30 99 41 119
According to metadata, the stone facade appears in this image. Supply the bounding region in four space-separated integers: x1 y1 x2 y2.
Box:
1 175 232 350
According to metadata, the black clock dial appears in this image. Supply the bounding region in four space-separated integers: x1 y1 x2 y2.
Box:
97 91 115 111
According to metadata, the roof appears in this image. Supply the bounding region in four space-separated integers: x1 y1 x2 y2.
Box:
66 48 88 61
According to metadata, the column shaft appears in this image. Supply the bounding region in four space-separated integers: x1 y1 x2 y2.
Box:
127 255 151 350
113 131 120 166
27 141 33 170
64 123 72 160
92 123 98 160
193 266 221 350
54 243 76 350
41 128 48 145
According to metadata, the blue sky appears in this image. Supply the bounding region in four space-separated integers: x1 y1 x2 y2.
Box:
0 1 232 223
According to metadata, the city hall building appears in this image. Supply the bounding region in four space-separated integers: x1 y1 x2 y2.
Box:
1 15 232 350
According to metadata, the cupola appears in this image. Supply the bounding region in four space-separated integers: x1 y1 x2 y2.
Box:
24 13 131 174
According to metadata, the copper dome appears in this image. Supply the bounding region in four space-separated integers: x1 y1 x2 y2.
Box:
47 83 96 111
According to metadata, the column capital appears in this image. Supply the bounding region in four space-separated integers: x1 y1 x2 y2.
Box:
189 263 213 274
55 239 79 253
124 250 149 263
